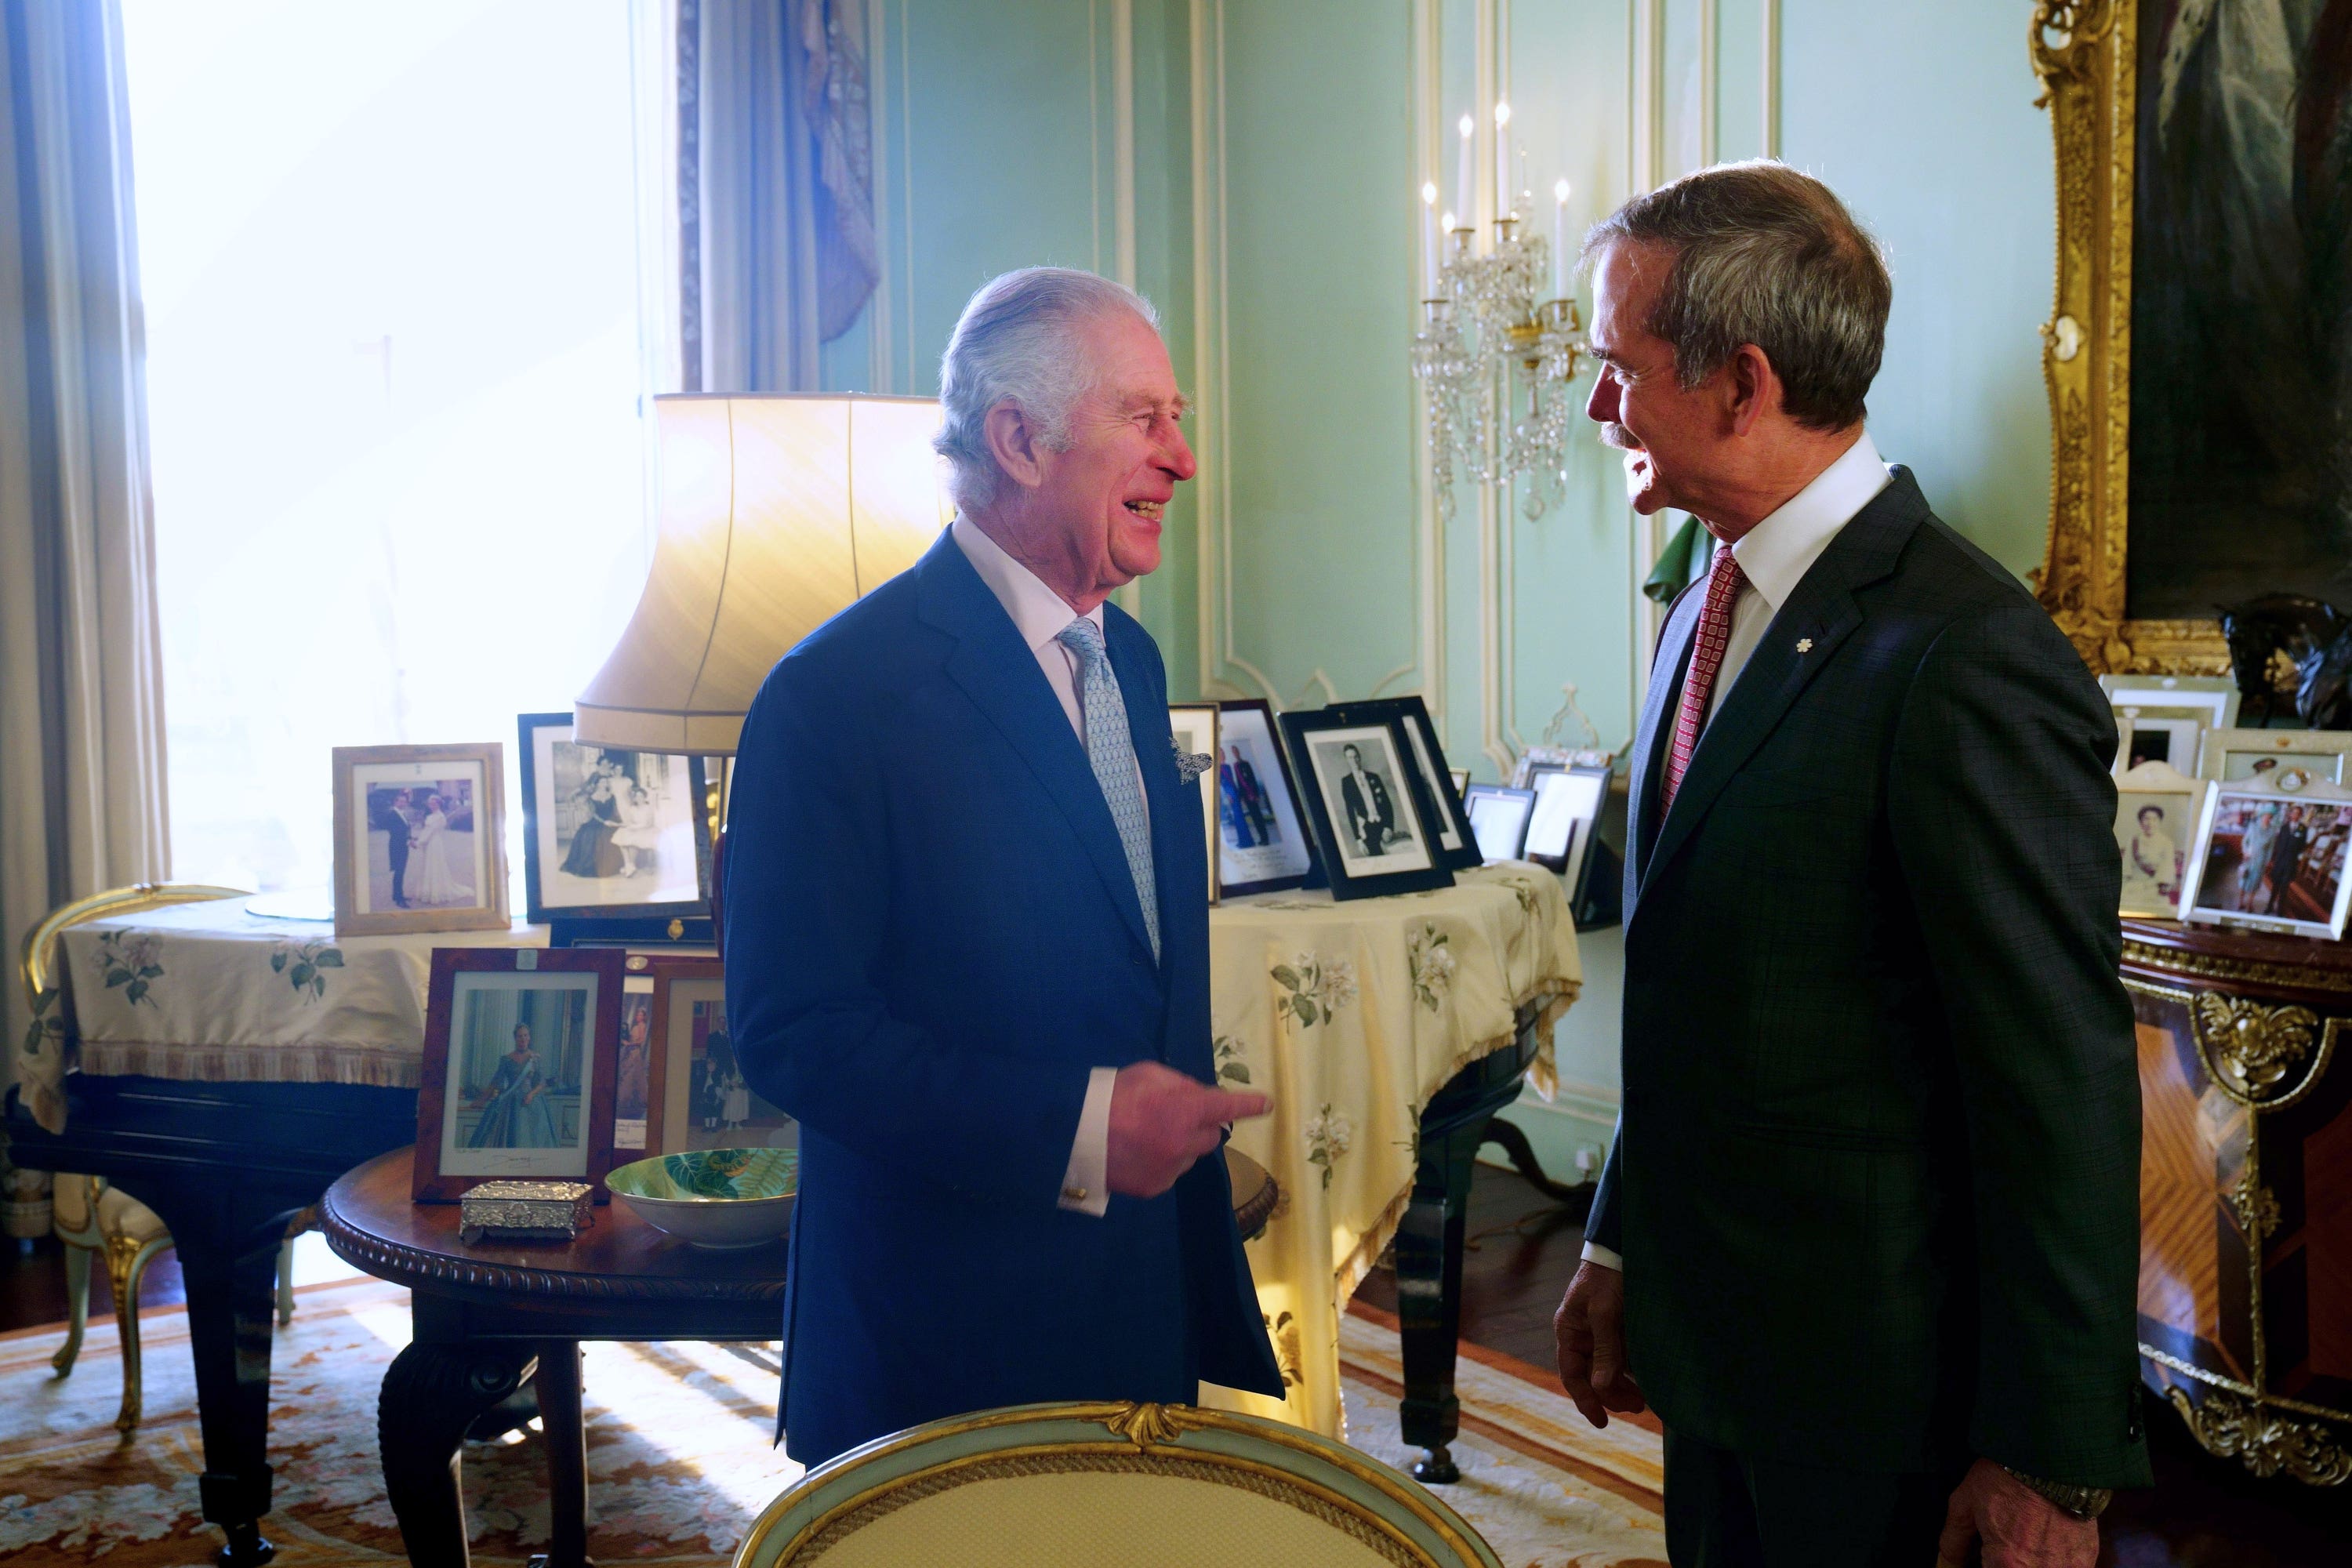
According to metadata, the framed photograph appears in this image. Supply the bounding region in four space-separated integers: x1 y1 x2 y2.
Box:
2112 703 2206 775
1326 697 1483 871
517 713 713 942
2182 768 2352 940
2111 760 2212 920
1279 710 1454 900
333 743 509 938
1526 764 1611 888
1168 703 1222 904
1211 699 1316 898
2196 728 2352 789
2099 673 2240 734
641 956 795 1156
1464 783 1536 863
614 962 658 1152
413 947 623 1202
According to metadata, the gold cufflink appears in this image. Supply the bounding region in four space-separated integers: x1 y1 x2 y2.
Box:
1062 1186 1088 1203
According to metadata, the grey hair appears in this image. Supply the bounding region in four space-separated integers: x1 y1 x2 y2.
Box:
933 267 1162 513
1581 160 1890 431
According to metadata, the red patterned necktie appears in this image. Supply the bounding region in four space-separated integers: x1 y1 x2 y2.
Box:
1660 550 1748 812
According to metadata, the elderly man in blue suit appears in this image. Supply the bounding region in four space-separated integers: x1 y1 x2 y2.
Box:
724 267 1287 1465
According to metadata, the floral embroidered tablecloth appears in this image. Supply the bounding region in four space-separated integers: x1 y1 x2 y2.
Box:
13 895 544 1134
1204 861 1581 1439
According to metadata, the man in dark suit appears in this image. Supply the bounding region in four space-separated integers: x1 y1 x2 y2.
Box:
1233 750 1276 844
369 788 413 908
725 267 1285 1466
2266 804 2310 916
1550 164 2147 1568
1336 744 1395 855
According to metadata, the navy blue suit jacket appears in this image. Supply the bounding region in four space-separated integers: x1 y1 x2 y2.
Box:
724 528 1285 1463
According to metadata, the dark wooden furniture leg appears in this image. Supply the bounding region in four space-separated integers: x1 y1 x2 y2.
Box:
1395 1029 1541 1483
380 1341 541 1568
532 1341 593 1568
169 1202 292 1567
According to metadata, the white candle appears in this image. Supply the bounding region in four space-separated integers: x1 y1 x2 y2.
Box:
1421 183 1439 296
1553 179 1571 298
1494 102 1513 218
1454 114 1475 229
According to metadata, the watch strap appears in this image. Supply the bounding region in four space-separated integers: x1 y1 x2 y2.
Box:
1999 1465 2112 1521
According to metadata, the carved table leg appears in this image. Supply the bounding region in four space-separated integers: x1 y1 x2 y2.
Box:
174 1207 292 1566
532 1341 593 1568
381 1342 540 1568
1395 1106 1485 1483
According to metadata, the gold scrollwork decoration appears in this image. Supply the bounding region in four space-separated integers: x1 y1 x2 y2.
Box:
2189 993 2325 1108
1100 1402 1214 1451
2167 1388 2352 1486
2029 0 2114 102
2228 1168 2281 1241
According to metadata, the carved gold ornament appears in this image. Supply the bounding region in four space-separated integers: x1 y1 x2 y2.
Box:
1102 1402 1215 1450
2229 1169 2281 1242
2189 994 2323 1107
2168 1388 2352 1486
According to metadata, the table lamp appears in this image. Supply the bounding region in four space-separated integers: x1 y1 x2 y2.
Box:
573 393 951 755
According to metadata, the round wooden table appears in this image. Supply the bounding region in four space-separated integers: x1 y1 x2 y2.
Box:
323 1145 1278 1568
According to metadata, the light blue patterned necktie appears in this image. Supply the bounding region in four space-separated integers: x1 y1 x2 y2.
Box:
1056 617 1160 960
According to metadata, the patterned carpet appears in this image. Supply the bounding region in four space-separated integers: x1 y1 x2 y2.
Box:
0 1275 1664 1567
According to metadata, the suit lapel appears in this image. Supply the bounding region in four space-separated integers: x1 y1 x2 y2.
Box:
1638 470 1931 899
916 535 1157 958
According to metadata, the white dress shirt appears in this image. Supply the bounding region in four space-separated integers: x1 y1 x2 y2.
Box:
951 516 1136 1218
1581 431 1892 1272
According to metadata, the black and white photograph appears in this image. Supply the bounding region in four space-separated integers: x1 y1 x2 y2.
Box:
2183 773 2352 940
1326 695 1481 870
1464 782 1536 863
519 712 711 931
332 743 509 937
1279 709 1453 901
1212 699 1316 897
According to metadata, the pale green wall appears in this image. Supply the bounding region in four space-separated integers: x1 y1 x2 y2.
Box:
827 1 2064 1180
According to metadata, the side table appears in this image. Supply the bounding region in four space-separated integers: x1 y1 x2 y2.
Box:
323 1145 1283 1568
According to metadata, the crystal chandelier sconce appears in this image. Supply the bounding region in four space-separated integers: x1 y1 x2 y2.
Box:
1412 102 1590 521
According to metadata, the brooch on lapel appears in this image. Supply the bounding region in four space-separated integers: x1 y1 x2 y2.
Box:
1173 737 1214 786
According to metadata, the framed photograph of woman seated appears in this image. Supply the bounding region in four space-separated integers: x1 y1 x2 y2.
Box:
332 742 510 937
517 712 714 945
413 947 624 1202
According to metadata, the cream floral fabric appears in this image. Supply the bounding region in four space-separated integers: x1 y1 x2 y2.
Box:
1204 863 1581 1438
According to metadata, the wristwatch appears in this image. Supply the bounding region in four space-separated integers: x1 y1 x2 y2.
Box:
1999 1465 2113 1521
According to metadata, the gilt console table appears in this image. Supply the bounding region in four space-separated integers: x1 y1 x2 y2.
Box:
2121 918 2352 1486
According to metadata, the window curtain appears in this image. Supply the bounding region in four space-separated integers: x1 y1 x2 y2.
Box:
0 0 170 1131
693 0 878 392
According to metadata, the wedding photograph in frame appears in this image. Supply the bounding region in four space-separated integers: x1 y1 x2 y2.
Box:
1211 698 1316 898
1168 702 1221 903
1464 783 1536 863
641 955 795 1156
517 711 713 942
2182 770 2352 941
1326 695 1482 872
332 742 509 937
1278 708 1454 901
412 947 623 1202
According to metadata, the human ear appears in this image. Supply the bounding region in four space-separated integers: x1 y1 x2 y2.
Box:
1726 344 1777 437
983 401 1047 491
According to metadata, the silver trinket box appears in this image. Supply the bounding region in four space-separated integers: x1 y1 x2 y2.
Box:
459 1180 594 1244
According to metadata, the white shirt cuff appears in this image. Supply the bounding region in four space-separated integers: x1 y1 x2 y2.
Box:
1580 1240 1623 1271
1058 1066 1117 1217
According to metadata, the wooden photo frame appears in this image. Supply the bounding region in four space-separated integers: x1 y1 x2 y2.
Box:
1168 702 1222 904
1325 696 1482 872
2182 768 2352 941
641 955 794 1156
1463 782 1537 863
517 712 714 944
2111 759 2212 920
1210 699 1318 898
1278 709 1454 901
413 946 623 1202
333 743 510 938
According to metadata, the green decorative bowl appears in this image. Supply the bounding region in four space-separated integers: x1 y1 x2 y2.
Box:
604 1149 798 1250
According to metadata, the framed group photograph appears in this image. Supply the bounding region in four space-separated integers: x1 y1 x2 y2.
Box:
1278 709 1454 900
1325 696 1481 872
1463 783 1536 863
2182 769 2352 940
640 956 795 1156
413 947 623 1201
518 713 713 944
2196 728 2352 789
2111 760 2212 920
333 743 510 937
1168 703 1222 903
1211 699 1316 898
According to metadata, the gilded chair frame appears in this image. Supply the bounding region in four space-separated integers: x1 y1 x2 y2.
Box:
2029 2 2228 676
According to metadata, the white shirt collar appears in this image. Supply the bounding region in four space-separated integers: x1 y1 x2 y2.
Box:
1727 430 1892 610
951 514 1102 652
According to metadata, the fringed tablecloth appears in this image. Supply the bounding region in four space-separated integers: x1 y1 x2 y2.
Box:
1204 862 1581 1438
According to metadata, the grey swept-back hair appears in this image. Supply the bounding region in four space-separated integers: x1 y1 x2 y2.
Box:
933 266 1162 513
1581 160 1890 431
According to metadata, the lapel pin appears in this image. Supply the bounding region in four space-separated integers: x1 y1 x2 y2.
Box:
1795 637 1814 654
1172 738 1213 785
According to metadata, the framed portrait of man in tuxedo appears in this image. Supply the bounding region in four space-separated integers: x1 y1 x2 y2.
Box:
1279 709 1454 902
1323 695 1483 871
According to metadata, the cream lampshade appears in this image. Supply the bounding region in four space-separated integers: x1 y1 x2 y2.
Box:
574 393 951 754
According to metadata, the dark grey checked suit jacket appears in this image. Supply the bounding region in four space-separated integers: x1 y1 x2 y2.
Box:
1586 466 2152 1488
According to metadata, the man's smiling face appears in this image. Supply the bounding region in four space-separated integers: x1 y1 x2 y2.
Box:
1584 238 1732 524
1029 309 1196 599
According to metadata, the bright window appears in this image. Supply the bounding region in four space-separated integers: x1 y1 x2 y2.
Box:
123 0 664 894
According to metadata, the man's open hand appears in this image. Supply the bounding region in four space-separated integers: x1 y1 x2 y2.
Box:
1105 1062 1269 1199
1935 1459 2098 1568
1553 1259 1646 1427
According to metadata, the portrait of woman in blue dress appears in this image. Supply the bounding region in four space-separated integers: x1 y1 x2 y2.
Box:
468 1023 563 1149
